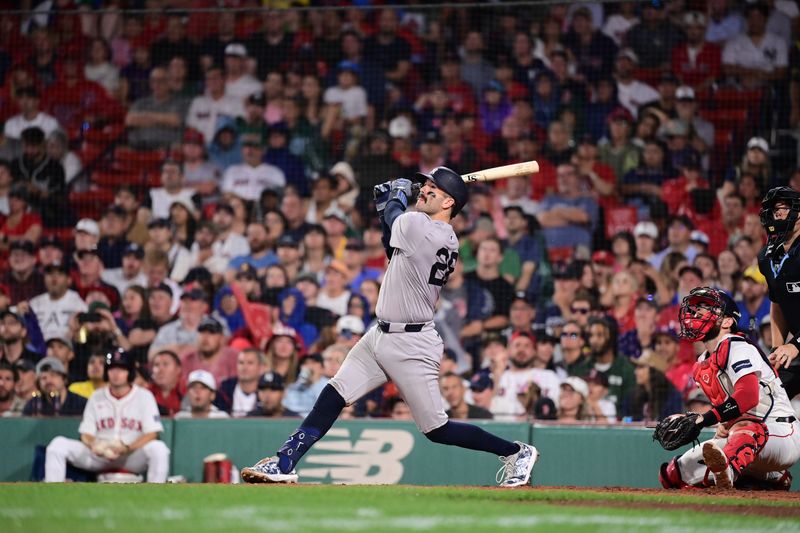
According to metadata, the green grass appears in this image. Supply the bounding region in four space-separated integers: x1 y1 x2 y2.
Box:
1 484 798 533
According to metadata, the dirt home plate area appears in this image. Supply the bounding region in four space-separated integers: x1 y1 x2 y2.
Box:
3 484 800 532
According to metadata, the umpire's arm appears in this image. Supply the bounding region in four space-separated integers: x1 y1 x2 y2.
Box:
770 303 800 368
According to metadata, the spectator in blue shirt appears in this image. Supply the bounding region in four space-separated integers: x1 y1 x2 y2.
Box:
736 265 771 336
536 163 599 252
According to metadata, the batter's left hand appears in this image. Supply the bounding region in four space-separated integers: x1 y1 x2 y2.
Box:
770 343 799 369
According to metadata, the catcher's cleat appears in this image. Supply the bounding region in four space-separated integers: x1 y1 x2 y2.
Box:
496 441 539 488
702 442 733 490
241 456 298 484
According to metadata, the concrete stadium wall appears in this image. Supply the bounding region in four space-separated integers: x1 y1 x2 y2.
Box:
1 419 797 490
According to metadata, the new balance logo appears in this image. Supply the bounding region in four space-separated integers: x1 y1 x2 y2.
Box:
298 428 414 484
732 360 753 373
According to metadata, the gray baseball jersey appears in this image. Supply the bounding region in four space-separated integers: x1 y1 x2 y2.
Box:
375 211 460 323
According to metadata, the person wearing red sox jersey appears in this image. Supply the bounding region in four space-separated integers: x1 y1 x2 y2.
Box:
44 350 170 483
659 287 800 490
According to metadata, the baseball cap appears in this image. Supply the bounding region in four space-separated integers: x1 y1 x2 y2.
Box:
181 287 208 301
635 295 659 310
389 115 413 139
669 214 694 230
271 323 298 341
561 376 589 399
123 243 145 259
616 47 639 64
1 309 26 325
486 79 506 93
337 60 361 75
684 11 707 26
326 259 350 278
276 235 299 248
39 235 62 250
747 136 769 153
147 218 171 230
553 261 583 280
9 239 36 255
224 43 248 57
322 205 348 224
591 250 615 267
75 218 100 237
690 230 710 245
743 265 767 285
247 92 267 106
676 86 696 101
607 107 634 124
258 372 285 391
421 129 443 144
653 327 679 342
585 369 609 388
187 369 217 391
43 261 69 275
509 330 536 345
634 221 658 239
35 356 67 377
678 265 703 280
660 72 680 85
198 317 224 334
336 314 365 336
240 132 264 147
661 119 689 138
149 282 173 298
14 359 35 373
183 127 205 145
46 335 73 350
470 373 494 392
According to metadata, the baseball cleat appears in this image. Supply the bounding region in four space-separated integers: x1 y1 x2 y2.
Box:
241 456 298 484
702 442 733 490
496 441 539 488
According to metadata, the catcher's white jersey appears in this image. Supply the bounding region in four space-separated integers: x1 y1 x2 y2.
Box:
375 211 459 323
78 385 164 445
698 334 795 422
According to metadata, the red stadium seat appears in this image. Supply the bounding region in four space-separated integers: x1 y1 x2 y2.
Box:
548 246 574 264
700 109 749 131
92 171 141 189
69 189 116 220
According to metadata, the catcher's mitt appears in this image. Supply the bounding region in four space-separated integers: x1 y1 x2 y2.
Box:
653 412 703 451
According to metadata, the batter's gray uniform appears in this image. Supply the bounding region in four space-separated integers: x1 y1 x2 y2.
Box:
330 211 459 432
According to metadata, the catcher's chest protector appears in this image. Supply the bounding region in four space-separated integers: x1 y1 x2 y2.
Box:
693 334 780 420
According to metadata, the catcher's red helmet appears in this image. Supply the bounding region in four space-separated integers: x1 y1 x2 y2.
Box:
678 287 742 341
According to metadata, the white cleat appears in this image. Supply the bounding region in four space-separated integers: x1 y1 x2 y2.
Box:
702 442 733 490
497 441 539 488
241 456 299 484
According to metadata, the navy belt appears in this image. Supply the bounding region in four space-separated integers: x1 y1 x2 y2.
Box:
377 320 425 333
775 416 797 423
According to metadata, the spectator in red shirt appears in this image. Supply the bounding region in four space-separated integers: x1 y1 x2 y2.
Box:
181 316 239 386
439 53 477 115
0 184 41 253
72 247 121 310
2 239 44 304
660 152 710 215
149 349 185 416
671 12 721 93
573 136 617 211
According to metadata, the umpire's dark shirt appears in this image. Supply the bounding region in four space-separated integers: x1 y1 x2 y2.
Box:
758 238 800 336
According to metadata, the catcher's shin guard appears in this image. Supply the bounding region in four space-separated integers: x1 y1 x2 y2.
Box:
723 421 768 475
659 457 690 489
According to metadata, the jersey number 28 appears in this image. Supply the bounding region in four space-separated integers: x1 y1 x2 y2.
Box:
428 248 459 287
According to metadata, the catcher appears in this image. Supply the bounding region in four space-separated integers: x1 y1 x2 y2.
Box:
654 287 800 490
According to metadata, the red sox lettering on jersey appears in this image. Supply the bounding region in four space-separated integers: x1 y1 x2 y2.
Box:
80 385 163 445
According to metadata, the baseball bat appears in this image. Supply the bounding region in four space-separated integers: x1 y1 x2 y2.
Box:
461 160 540 183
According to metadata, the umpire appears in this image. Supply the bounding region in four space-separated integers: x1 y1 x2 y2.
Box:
757 186 800 399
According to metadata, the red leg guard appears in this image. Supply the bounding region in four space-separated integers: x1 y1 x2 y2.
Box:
659 457 690 489
722 421 768 475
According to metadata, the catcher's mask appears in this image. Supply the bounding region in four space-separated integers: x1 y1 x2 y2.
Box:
678 287 742 341
760 186 800 256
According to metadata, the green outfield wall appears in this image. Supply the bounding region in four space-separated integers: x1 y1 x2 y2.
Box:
1 418 797 489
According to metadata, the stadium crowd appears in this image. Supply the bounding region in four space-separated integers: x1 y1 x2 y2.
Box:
0 0 799 427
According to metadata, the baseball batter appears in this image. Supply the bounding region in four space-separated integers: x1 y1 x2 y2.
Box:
44 350 170 483
659 287 800 490
243 167 538 487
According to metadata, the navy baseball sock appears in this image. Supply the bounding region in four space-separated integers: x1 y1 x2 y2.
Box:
276 384 346 473
424 421 521 457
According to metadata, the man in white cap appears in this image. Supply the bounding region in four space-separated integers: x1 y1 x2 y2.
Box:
671 13 721 93
74 218 100 251
634 221 659 265
614 48 659 117
224 43 261 102
335 314 365 348
175 369 230 419
674 86 714 153
187 65 245 145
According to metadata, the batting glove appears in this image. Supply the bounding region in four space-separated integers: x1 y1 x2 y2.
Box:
389 178 413 208
373 180 393 213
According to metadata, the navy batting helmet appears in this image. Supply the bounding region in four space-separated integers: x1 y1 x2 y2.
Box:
104 348 135 383
415 166 468 217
